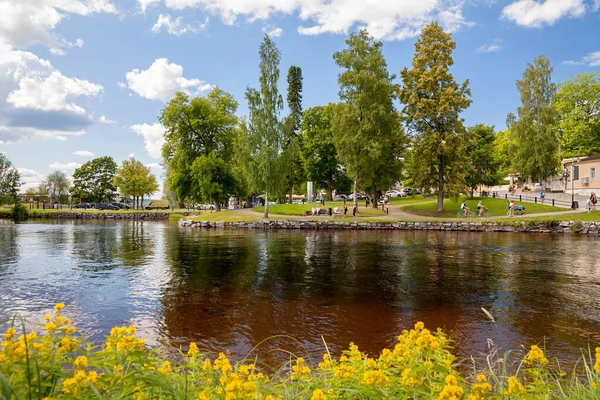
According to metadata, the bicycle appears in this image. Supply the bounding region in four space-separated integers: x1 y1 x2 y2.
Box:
477 207 491 218
457 210 475 218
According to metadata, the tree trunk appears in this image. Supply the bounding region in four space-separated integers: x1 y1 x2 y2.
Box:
264 191 269 218
327 176 333 202
215 194 221 212
288 188 293 204
141 195 144 210
353 180 358 209
437 168 444 212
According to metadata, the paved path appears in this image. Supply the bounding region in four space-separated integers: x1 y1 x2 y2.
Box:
225 201 588 222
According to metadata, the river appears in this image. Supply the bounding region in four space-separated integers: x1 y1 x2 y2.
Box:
1 219 599 366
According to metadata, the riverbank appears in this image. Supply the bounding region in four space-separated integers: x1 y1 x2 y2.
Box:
179 218 600 234
0 208 196 220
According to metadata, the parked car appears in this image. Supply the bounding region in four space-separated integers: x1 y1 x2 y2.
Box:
73 203 92 209
385 190 402 198
95 203 119 210
292 200 304 204
334 194 348 201
348 193 367 200
111 203 130 210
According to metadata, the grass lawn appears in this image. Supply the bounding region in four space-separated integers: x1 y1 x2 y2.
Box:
503 210 600 223
402 197 569 218
253 202 386 217
188 210 267 223
387 195 434 205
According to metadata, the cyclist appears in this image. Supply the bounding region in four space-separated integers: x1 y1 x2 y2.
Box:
477 200 484 217
460 200 469 216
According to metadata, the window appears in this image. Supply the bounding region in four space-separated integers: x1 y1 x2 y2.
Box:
574 166 579 181
591 167 596 181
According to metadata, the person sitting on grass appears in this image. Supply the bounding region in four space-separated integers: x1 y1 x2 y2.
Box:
477 200 484 217
460 200 469 216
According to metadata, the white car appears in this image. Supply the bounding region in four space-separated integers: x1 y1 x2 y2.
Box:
385 190 402 198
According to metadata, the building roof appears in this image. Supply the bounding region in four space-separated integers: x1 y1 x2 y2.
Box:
582 153 600 162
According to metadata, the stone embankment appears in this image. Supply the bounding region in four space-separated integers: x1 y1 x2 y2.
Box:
179 219 600 234
51 212 193 220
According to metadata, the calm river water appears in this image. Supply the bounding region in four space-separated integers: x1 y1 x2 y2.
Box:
1 219 600 365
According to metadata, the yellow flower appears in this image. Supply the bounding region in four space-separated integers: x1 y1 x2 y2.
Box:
188 342 199 357
45 322 57 334
525 345 548 366
318 354 333 370
470 374 492 399
74 356 88 369
265 396 275 400
213 352 233 375
3 328 16 341
158 360 172 375
311 389 327 400
507 376 524 394
595 347 600 374
438 375 464 400
362 369 389 385
54 303 65 312
291 357 310 380
43 314 52 322
87 371 99 385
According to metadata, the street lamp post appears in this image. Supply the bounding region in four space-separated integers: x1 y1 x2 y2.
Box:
571 157 580 209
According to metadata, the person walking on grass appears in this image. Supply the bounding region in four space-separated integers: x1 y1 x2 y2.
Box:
352 204 357 218
344 204 348 217
591 192 597 211
477 200 484 217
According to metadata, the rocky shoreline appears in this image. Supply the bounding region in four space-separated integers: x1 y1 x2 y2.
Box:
0 211 195 220
179 219 600 234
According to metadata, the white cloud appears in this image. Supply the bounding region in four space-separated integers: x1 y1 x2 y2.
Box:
147 163 164 169
49 161 82 170
49 48 65 56
563 51 600 67
139 0 161 13
125 58 212 102
0 46 100 143
263 25 283 37
152 14 209 35
7 71 103 114
98 115 116 124
17 167 46 190
130 123 166 159
128 153 135 158
0 0 117 48
502 0 586 27
150 0 474 41
477 38 502 53
73 150 94 157
72 38 84 48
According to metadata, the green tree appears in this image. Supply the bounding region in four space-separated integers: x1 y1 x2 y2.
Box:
465 124 501 197
44 171 70 203
0 153 21 205
114 157 159 209
160 88 239 208
493 129 515 181
331 30 404 208
71 156 117 203
191 152 238 211
245 35 285 217
282 66 305 204
508 55 558 182
398 22 471 212
555 72 600 158
301 105 340 201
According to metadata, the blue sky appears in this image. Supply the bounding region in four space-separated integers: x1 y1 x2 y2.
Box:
1 0 599 194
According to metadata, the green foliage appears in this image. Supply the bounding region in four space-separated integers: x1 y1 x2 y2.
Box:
398 22 471 212
190 152 239 211
301 105 340 200
244 34 286 217
509 55 559 181
493 129 515 179
555 72 600 158
44 171 70 203
10 203 27 220
331 30 404 206
465 124 502 195
571 220 583 233
282 66 305 203
0 153 21 205
114 157 159 208
71 156 117 203
160 88 239 206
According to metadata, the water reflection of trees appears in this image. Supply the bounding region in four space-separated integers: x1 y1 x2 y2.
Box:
0 222 18 276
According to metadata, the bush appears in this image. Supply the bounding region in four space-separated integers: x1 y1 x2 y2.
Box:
2 305 600 399
10 203 27 220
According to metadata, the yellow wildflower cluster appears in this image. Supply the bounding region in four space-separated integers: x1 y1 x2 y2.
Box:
525 345 548 366
105 325 145 352
6 308 600 400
